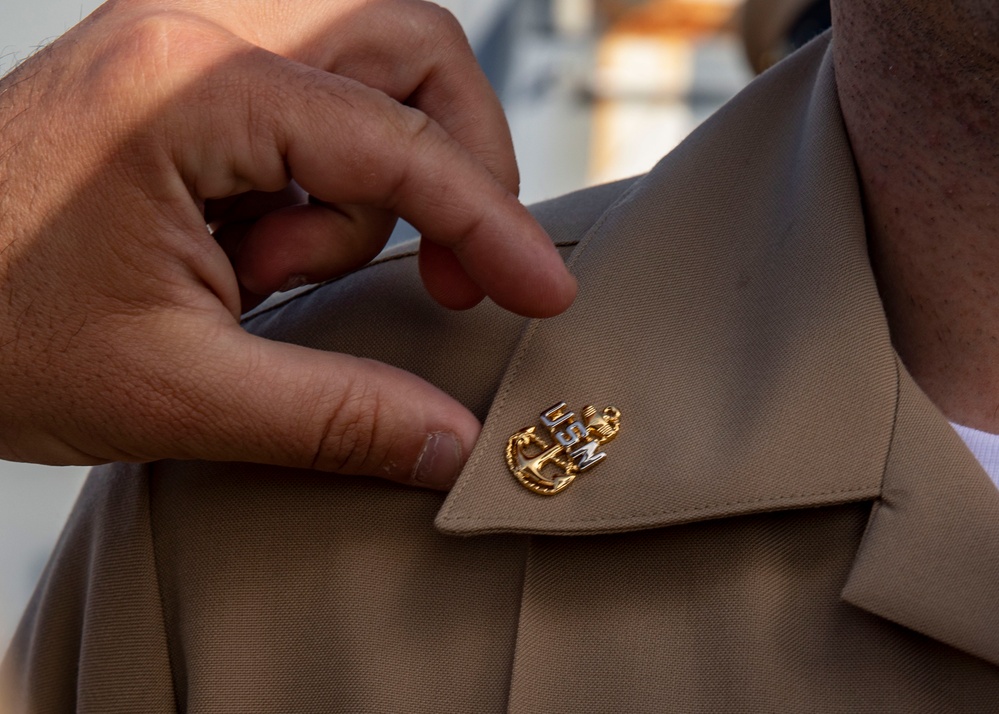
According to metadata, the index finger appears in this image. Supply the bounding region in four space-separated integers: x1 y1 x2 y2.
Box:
178 51 576 318
284 75 577 318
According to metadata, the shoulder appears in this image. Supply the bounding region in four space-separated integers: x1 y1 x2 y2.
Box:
243 173 641 335
237 177 641 419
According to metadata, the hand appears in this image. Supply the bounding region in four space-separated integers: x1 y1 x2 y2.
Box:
0 0 577 488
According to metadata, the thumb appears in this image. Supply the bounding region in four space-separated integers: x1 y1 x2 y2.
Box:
141 324 479 490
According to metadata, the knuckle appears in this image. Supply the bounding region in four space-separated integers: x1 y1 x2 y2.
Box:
100 12 184 70
312 379 382 473
399 104 438 145
353 100 444 206
405 3 476 67
89 10 230 102
378 106 440 211
418 3 468 49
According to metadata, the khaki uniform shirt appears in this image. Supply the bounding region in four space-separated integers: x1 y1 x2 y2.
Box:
4 34 999 713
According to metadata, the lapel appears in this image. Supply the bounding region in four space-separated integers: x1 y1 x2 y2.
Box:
842 362 999 667
436 34 999 665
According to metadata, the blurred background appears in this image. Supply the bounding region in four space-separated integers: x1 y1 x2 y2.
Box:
0 0 829 649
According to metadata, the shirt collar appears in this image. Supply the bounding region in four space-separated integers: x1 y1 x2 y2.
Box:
436 33 999 667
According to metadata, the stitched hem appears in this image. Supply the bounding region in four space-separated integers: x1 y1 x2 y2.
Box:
441 484 879 529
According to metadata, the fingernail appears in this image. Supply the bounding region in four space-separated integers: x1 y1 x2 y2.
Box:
413 432 463 490
279 274 311 292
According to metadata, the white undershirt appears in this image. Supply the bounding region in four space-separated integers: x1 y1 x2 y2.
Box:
950 422 999 490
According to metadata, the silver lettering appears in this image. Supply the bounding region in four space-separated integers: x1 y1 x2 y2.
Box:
556 419 587 447
541 402 572 429
570 441 607 471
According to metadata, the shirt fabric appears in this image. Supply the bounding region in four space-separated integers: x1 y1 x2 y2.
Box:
951 422 999 490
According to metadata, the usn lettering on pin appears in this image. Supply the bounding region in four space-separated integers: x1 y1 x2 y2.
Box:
506 402 622 496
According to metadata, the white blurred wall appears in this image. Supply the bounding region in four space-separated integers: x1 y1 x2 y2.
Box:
0 1 103 74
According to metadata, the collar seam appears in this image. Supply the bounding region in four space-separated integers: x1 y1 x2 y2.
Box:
442 483 878 525
876 354 903 498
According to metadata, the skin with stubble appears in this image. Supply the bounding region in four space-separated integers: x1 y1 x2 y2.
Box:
0 0 577 488
832 0 999 431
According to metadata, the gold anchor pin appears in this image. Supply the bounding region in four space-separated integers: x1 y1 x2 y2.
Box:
506 402 621 495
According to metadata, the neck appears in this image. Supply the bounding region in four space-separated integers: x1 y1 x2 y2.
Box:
832 0 999 431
